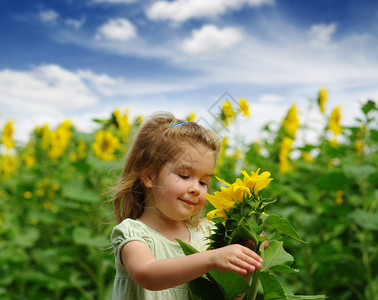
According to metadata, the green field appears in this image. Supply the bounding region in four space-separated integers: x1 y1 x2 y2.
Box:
0 93 377 300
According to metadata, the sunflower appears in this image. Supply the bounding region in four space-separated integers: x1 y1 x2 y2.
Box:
240 168 273 196
206 169 273 220
221 102 236 126
282 104 300 139
329 106 342 146
1 121 14 150
92 130 120 161
239 98 250 117
318 87 327 113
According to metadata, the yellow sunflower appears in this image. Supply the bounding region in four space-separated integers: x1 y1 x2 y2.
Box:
92 130 120 161
239 98 250 117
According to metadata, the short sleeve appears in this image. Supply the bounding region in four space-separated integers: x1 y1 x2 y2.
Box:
110 219 154 267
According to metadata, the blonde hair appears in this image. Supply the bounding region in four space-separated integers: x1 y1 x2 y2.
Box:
112 111 221 226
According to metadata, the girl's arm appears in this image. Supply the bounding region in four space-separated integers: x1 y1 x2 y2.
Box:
121 240 263 291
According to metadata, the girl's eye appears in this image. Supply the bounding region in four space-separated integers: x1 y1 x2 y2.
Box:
178 174 207 186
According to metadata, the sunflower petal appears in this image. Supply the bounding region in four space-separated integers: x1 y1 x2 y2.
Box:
207 209 217 220
216 176 231 187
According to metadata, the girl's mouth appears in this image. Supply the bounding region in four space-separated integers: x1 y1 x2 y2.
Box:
178 198 196 205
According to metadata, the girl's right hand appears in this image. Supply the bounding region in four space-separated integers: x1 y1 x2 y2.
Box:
209 244 263 275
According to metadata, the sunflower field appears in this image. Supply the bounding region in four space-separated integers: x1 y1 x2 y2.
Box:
0 91 377 300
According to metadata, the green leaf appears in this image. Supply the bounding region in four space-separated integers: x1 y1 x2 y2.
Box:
263 215 307 243
259 198 277 210
244 216 263 235
361 99 377 115
0 245 28 263
270 265 298 274
286 295 327 300
259 272 326 300
258 271 286 300
284 287 327 300
16 269 50 284
349 209 378 230
286 190 307 206
87 154 120 173
73 227 91 245
260 241 294 272
297 144 318 152
207 270 249 300
188 277 224 300
342 163 376 180
175 239 199 255
62 180 99 203
365 276 378 300
12 227 40 248
316 172 347 191
73 227 108 247
371 129 378 141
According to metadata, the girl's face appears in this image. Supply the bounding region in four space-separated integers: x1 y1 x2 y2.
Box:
146 144 216 222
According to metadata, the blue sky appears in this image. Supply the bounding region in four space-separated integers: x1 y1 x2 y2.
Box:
1 0 377 144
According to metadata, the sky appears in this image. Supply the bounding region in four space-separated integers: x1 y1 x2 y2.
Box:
1 0 377 146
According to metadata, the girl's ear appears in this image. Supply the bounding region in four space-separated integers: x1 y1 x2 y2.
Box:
140 169 154 188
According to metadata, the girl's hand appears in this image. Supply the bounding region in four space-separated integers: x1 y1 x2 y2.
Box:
209 244 263 275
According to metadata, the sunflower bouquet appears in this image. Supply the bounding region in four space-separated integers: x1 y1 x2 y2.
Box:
177 168 326 300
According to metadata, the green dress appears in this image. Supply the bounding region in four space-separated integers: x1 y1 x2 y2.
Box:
110 218 214 300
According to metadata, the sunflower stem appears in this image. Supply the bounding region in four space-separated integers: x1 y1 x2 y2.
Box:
244 242 262 300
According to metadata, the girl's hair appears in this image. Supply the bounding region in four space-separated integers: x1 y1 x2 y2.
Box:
112 111 221 225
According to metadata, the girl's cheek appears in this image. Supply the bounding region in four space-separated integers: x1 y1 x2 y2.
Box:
199 193 207 206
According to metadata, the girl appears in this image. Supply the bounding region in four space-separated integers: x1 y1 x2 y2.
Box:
110 112 263 300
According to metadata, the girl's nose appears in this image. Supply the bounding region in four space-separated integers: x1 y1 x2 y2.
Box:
188 180 200 195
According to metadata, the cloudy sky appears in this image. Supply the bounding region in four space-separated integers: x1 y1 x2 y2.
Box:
1 0 377 144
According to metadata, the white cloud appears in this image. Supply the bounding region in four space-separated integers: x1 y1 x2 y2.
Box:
38 9 59 23
146 0 274 23
0 64 98 114
174 20 378 90
259 94 284 104
0 63 198 120
65 17 86 29
78 69 198 96
64 13 378 93
309 23 337 48
78 70 116 87
95 18 137 41
182 25 242 54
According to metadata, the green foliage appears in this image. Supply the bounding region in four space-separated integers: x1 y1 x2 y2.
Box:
0 115 131 299
204 98 377 300
189 277 224 300
256 241 326 300
263 215 306 243
0 97 376 299
260 241 294 272
176 239 249 300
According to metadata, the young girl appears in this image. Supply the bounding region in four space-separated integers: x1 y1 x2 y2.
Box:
110 112 263 300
